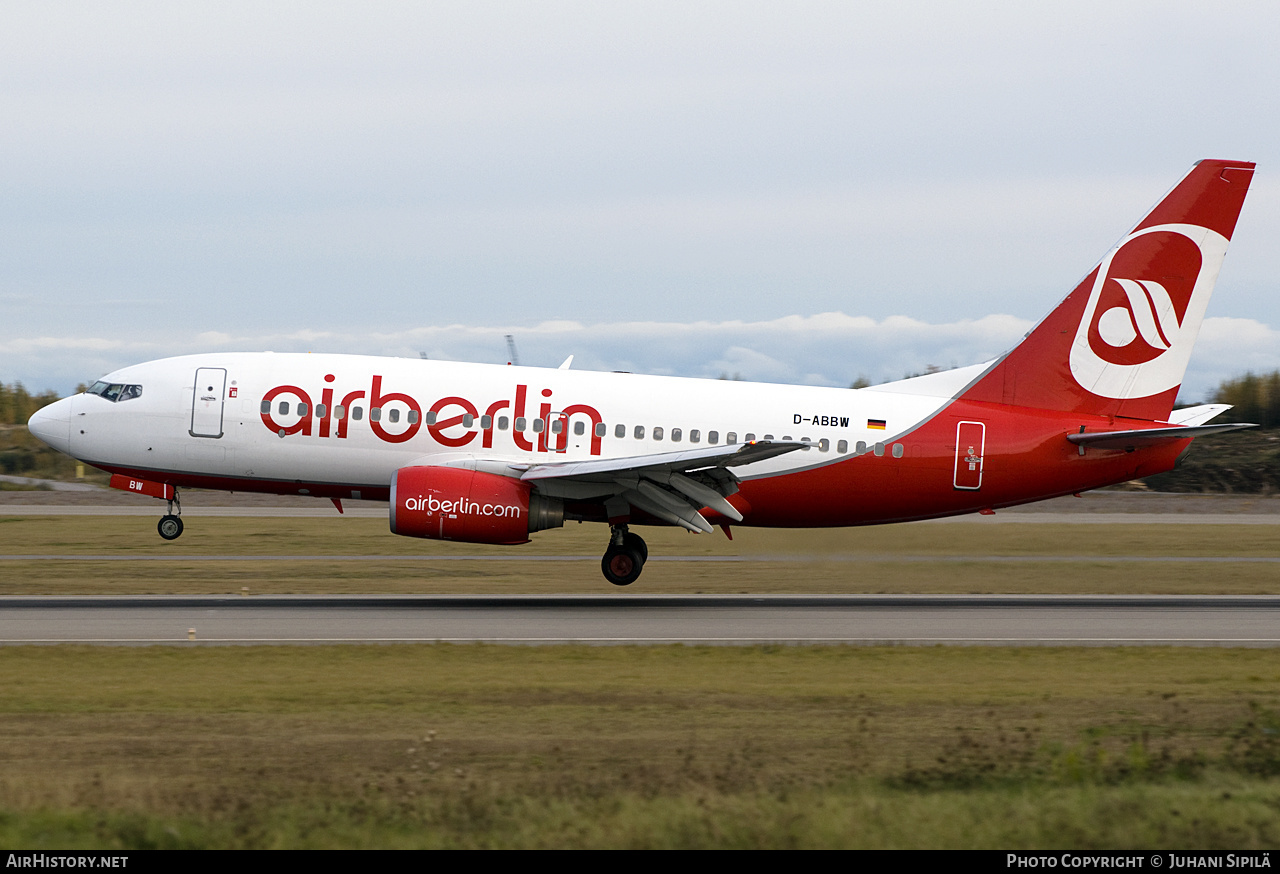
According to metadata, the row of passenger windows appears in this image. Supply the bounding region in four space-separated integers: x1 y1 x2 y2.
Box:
262 400 904 456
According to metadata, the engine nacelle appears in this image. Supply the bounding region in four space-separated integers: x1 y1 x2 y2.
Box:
390 465 562 544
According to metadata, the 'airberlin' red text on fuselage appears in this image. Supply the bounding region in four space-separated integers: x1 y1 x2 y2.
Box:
260 375 605 454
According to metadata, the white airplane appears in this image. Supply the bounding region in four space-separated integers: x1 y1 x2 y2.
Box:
28 159 1257 586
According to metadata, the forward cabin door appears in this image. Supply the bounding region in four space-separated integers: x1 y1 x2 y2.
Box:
190 367 227 438
953 420 985 490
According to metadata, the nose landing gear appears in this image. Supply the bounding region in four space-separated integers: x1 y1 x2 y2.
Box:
601 525 647 586
157 491 183 541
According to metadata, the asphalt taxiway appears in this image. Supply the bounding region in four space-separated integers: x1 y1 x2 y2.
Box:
1 594 1278 646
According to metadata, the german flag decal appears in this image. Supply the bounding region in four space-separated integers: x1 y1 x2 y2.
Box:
867 418 886 430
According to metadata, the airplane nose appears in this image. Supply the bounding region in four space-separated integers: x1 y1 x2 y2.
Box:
27 398 73 455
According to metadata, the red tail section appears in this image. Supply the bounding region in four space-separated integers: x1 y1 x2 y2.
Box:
961 159 1255 422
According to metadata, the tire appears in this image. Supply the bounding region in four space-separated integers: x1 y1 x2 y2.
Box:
601 545 644 586
157 515 184 541
622 532 648 563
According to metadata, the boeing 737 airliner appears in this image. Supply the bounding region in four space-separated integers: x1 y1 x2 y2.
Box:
28 159 1257 585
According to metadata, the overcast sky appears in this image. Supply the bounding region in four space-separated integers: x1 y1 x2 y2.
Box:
3 1 1279 400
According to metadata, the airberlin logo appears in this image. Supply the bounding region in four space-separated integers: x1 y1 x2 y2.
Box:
1069 223 1229 400
260 375 605 454
403 495 522 518
1085 231 1201 367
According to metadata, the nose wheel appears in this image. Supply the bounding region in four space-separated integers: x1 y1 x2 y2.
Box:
157 491 183 541
158 515 184 540
601 526 647 586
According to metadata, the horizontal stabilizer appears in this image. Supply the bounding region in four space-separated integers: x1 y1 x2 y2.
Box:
1166 404 1233 426
1067 422 1256 450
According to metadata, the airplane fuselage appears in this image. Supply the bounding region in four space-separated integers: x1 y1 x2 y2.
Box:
35 351 1185 528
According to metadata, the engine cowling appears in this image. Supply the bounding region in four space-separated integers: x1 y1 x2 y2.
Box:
390 465 562 544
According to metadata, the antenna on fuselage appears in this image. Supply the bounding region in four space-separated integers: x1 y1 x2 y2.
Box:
505 334 520 366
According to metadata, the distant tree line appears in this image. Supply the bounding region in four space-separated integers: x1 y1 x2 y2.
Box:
0 382 61 426
1211 371 1280 428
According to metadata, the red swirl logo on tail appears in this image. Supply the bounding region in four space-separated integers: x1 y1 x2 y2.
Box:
1084 231 1202 366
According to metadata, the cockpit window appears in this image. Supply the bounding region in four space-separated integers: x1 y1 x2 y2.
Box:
86 381 143 402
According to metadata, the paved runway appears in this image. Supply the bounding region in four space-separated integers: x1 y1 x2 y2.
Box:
2 594 1279 646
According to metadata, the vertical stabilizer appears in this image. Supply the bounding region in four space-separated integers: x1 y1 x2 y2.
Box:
961 159 1254 421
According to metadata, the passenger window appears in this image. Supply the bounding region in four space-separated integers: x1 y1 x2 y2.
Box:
873 442 885 456
892 443 904 458
388 409 399 423
595 422 607 438
819 438 829 452
550 418 562 434
462 414 474 428
671 428 681 442
425 411 437 425
856 441 867 454
370 407 381 422
261 400 270 414
297 403 309 417
408 410 419 424
763 434 774 440
498 416 509 430
615 424 626 438
708 431 718 444
352 407 363 421
515 417 527 431
837 440 848 453
315 404 327 418
690 430 700 443
653 427 664 441
634 425 645 439
334 405 346 420
744 433 755 442
481 415 493 429
726 432 737 443
278 401 290 415
532 419 544 433
575 421 586 436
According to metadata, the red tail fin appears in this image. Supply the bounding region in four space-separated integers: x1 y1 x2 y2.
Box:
961 159 1255 421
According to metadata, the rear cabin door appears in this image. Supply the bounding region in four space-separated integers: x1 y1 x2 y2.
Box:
190 367 227 438
953 420 985 490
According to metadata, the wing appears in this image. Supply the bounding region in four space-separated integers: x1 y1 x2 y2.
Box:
516 441 809 533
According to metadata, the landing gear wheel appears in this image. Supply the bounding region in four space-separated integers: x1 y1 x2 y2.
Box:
157 515 184 541
602 545 644 586
622 532 648 563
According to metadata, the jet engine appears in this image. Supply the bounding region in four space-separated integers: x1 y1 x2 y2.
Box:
390 465 563 544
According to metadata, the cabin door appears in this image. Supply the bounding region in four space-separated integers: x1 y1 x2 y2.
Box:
953 421 985 490
190 367 227 438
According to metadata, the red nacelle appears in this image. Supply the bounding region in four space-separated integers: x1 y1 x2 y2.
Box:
390 465 562 544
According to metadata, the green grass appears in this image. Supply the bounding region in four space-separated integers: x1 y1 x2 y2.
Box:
2 517 1279 847
0 646 1278 848
1 515 1278 594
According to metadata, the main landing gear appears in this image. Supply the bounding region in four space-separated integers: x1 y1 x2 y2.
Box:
157 491 183 541
601 524 647 586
